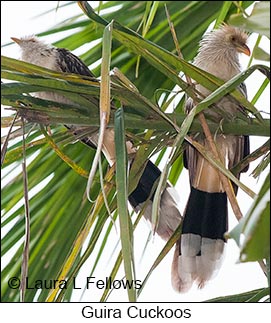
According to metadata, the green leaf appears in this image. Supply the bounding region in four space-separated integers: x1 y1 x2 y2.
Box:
114 107 136 302
229 1 270 38
204 287 269 302
253 47 270 62
214 1 233 28
227 173 270 262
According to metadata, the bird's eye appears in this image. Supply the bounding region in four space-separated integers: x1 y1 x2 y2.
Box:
230 36 236 41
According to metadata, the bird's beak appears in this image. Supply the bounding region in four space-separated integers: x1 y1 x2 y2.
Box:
11 37 21 45
238 43 251 56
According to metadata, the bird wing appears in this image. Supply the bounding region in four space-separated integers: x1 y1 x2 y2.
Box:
56 48 95 77
184 82 250 189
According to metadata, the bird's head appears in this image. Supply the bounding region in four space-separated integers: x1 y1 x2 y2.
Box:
198 24 251 63
11 36 53 62
222 25 250 56
12 35 42 49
